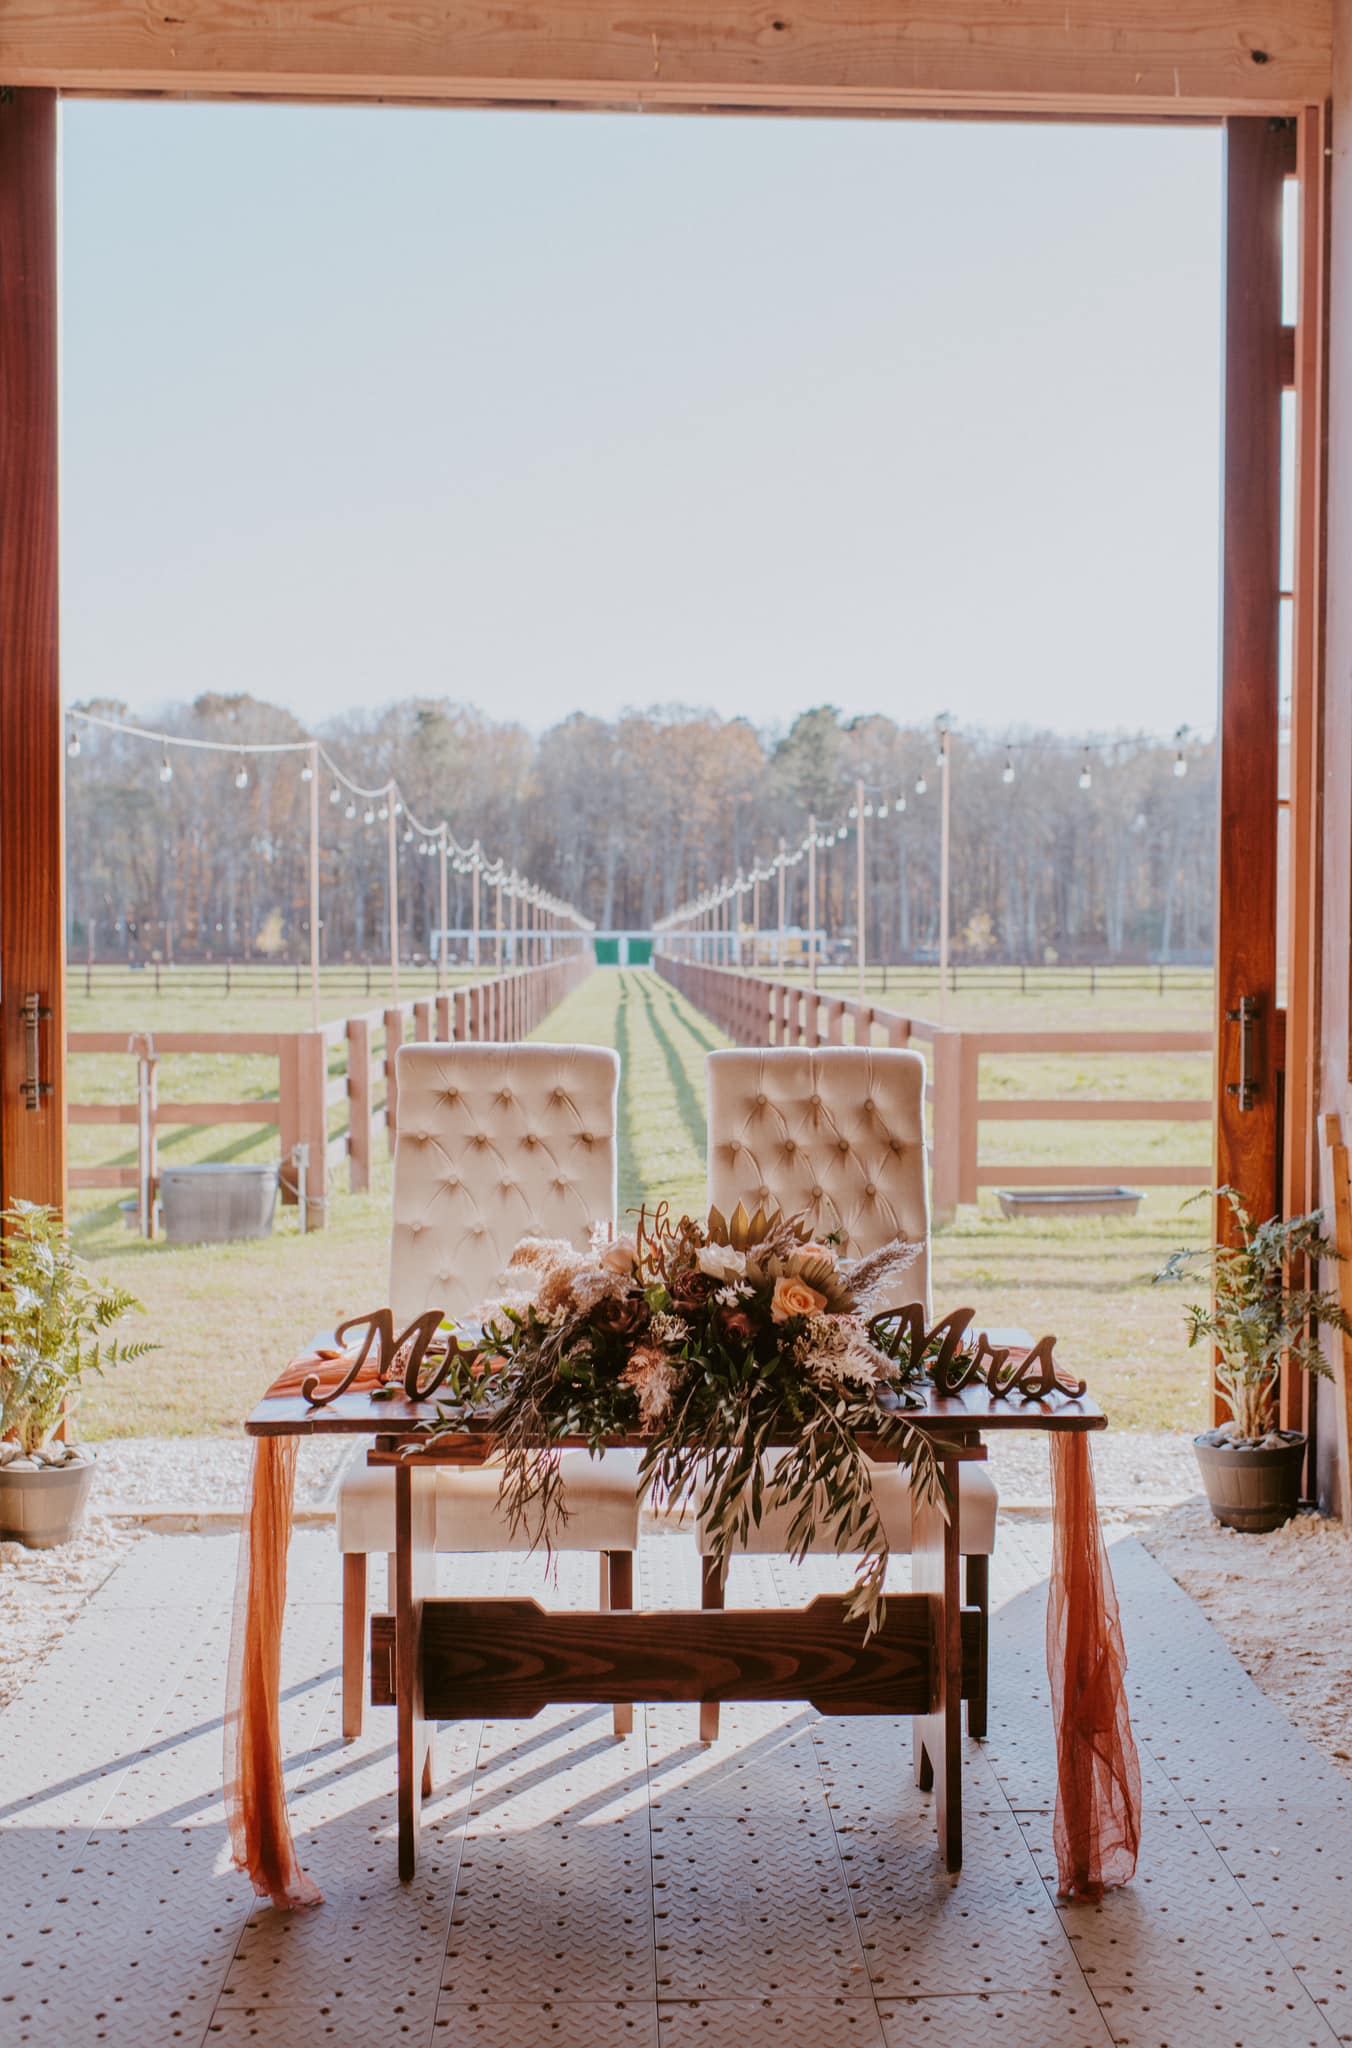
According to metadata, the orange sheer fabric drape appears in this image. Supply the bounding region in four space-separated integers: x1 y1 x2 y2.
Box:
1046 1431 1142 1899
224 1350 383 1911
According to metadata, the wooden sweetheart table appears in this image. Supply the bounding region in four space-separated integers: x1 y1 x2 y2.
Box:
242 1377 1115 1895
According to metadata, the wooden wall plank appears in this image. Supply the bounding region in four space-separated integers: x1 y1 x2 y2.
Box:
1213 117 1286 1368
0 0 1330 114
0 91 65 1216
1316 0 1352 1515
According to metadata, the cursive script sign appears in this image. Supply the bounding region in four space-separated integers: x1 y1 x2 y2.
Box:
869 1303 1086 1401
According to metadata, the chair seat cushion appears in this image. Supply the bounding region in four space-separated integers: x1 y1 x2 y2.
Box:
695 1454 997 1558
336 1446 641 1555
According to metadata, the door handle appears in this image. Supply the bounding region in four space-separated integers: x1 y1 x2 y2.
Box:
19 991 53 1111
1225 994 1262 1112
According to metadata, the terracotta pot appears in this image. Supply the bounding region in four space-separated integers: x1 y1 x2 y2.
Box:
1193 1432 1305 1533
0 1453 96 1548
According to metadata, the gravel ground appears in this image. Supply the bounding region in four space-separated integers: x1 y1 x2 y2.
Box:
1140 1500 1352 1781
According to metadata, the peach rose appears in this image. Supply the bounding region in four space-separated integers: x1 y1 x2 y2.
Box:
600 1235 639 1276
771 1275 827 1324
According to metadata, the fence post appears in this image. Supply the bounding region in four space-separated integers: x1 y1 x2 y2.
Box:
959 1035 980 1206
384 1007 404 1151
278 1034 300 1207
348 1017 372 1192
413 998 432 1043
930 1029 963 1225
297 1029 329 1229
454 987 471 1042
435 991 452 1041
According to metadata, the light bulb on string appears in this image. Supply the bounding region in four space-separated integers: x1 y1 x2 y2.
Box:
300 760 313 783
159 747 174 785
877 803 889 818
914 773 928 797
345 802 357 820
864 803 874 818
364 807 375 825
1173 746 1188 778
378 804 389 821
234 757 250 790
848 804 859 820
404 828 414 844
330 784 341 805
67 730 81 758
1002 752 1016 785
1078 751 1093 792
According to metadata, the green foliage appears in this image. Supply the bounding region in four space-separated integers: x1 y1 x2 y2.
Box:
1154 1189 1350 1440
0 1202 158 1454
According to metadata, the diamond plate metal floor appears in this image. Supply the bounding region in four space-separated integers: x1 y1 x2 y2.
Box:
2 1521 1350 2048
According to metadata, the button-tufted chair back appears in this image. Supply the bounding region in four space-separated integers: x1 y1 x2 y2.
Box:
706 1047 931 1314
390 1044 621 1323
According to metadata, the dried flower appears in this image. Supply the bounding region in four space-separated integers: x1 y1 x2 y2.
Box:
621 1345 680 1428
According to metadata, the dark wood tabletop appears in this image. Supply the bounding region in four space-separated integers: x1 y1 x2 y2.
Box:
245 1377 1106 1440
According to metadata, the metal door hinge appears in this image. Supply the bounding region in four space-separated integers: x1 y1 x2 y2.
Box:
19 991 53 1111
1225 994 1263 1112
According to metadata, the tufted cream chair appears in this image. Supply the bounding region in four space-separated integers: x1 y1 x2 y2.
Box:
697 1047 997 1741
337 1042 640 1741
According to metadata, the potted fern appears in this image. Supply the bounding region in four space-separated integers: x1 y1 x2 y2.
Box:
1155 1190 1350 1532
0 1202 157 1548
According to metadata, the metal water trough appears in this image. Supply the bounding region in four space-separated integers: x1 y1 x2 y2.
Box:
996 1186 1143 1220
159 1163 279 1245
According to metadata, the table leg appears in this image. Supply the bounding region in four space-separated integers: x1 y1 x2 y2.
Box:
395 1461 436 1882
912 1451 963 1871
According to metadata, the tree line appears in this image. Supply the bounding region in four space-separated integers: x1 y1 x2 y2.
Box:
65 693 1217 966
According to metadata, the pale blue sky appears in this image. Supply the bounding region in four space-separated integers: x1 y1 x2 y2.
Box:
60 105 1222 738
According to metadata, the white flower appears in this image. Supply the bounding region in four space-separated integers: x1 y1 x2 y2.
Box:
650 1311 690 1346
696 1243 747 1283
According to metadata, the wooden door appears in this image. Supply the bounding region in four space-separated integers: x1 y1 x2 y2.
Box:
0 90 66 1214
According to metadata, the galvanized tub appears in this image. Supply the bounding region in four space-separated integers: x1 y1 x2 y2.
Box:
996 1186 1144 1220
159 1163 279 1245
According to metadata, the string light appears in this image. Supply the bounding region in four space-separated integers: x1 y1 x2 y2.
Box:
363 807 375 825
1078 751 1093 791
1002 752 1016 784
914 772 928 796
59 705 591 940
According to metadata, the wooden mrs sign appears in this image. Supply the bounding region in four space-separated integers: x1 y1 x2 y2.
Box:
299 1300 1085 1410
870 1304 1086 1402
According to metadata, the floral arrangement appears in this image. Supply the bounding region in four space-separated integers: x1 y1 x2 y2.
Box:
427 1201 944 1629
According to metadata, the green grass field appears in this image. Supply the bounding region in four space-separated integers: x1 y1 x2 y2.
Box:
72 964 1211 1441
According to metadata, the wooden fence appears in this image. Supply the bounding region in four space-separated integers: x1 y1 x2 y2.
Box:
68 954 593 1233
656 956 1212 1221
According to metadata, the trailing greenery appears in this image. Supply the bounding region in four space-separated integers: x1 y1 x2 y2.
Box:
0 1202 158 1455
425 1200 945 1633
1154 1188 1350 1441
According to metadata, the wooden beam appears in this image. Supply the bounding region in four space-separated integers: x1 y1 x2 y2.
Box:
0 91 65 1217
1213 116 1286 1355
0 0 1330 115
369 1595 982 1719
1281 104 1330 1434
